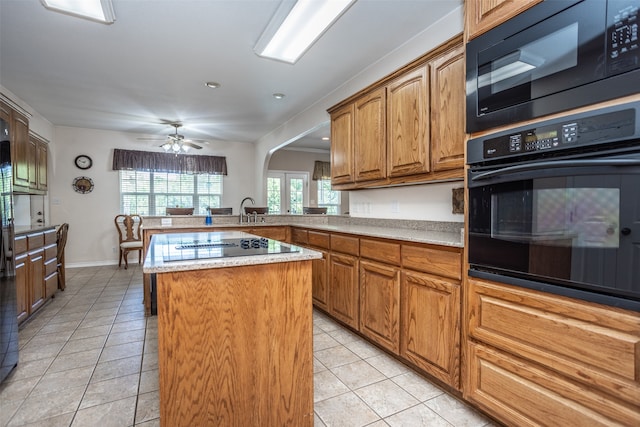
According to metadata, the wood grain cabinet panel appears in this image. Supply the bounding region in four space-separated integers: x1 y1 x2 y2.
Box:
401 270 460 387
402 243 461 280
308 231 330 250
28 248 45 313
387 66 429 177
467 342 640 427
465 0 543 40
330 234 359 256
330 104 355 185
360 238 400 266
329 253 359 329
354 87 386 182
467 277 640 411
11 109 29 190
15 253 28 323
36 137 48 191
312 250 329 311
291 227 309 246
359 260 400 352
244 226 288 242
430 44 465 172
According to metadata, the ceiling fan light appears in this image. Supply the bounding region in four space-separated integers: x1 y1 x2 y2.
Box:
40 0 116 24
181 145 190 152
172 142 181 152
161 142 172 151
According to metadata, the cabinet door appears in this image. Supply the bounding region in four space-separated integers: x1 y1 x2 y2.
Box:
27 135 37 189
359 260 400 353
401 270 460 388
312 250 329 311
329 253 359 328
466 0 543 40
11 110 30 189
330 104 355 185
28 249 45 313
354 87 386 182
15 253 29 324
430 44 465 172
387 66 429 177
36 138 48 191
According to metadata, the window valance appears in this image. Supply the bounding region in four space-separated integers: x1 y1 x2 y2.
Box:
312 161 331 180
112 149 227 175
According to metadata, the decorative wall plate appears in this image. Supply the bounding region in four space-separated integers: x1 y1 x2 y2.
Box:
72 176 94 194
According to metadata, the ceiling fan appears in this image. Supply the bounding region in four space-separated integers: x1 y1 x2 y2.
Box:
138 123 209 153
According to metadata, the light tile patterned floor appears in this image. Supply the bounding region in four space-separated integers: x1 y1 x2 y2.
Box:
0 265 496 427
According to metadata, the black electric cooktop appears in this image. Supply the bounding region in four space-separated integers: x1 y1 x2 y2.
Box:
162 237 300 262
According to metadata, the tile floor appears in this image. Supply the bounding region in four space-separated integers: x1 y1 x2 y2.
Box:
0 265 496 427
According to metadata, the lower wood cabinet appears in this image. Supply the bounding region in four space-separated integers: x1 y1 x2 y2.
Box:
465 277 640 426
359 260 400 353
28 247 45 313
400 270 460 387
311 250 329 311
328 253 359 329
15 253 29 323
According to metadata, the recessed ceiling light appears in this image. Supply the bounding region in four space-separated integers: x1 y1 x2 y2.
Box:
205 82 221 89
273 93 286 99
321 137 329 141
40 0 116 24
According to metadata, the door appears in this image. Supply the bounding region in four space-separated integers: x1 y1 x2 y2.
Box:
267 171 308 214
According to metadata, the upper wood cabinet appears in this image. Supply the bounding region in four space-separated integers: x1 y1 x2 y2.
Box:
465 0 543 40
430 44 466 172
355 87 386 182
328 35 464 190
387 66 429 178
11 109 30 191
330 103 355 185
35 135 49 191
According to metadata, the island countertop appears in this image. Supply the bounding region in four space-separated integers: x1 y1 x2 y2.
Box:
143 230 322 274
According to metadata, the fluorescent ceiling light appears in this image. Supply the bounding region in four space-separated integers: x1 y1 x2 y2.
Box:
255 0 355 64
40 0 116 24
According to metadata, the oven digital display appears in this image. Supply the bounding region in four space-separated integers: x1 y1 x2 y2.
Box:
525 130 558 142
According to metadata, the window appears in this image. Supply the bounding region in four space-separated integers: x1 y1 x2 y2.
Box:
317 179 341 214
120 170 223 215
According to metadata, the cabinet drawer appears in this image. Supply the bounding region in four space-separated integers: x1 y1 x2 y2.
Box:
27 232 44 250
44 229 57 245
14 235 27 255
308 231 330 249
468 278 640 407
467 342 639 427
291 228 308 245
45 271 58 299
330 234 359 256
248 227 288 242
45 257 57 276
401 244 461 280
44 243 57 261
360 238 400 266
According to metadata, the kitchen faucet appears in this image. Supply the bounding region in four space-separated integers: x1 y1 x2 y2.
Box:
239 197 255 223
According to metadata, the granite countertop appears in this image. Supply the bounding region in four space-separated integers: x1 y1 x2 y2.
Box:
143 230 322 274
14 224 57 236
141 216 464 248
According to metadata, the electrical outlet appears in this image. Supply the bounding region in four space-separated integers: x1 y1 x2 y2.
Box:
391 200 399 213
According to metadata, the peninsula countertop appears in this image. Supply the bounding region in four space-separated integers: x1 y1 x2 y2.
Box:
141 215 464 248
143 230 322 274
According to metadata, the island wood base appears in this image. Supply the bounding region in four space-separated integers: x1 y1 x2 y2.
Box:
156 261 313 427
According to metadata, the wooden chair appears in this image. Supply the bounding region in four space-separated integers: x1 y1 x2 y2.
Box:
114 214 143 269
165 207 194 215
56 223 69 291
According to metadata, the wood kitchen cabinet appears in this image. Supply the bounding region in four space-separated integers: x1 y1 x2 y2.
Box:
355 87 386 182
11 109 30 191
465 277 640 426
330 103 355 185
430 44 465 172
307 230 330 310
14 229 58 324
387 66 430 178
328 234 360 329
34 134 49 192
465 0 542 40
328 34 464 190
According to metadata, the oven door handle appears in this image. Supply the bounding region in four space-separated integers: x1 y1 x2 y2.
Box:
470 159 640 181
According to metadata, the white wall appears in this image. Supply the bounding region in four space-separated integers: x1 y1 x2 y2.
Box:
49 126 255 266
254 6 465 221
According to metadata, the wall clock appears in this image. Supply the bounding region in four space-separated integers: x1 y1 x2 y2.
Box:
72 176 94 194
74 154 93 170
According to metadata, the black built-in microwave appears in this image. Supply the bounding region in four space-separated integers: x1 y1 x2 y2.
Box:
466 0 640 133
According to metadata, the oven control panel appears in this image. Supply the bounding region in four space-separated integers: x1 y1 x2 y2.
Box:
469 102 638 164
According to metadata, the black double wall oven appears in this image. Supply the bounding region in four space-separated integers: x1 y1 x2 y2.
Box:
467 101 640 312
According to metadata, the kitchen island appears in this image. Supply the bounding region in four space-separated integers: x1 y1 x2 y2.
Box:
144 231 321 427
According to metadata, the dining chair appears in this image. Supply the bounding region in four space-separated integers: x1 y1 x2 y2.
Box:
56 223 69 291
114 214 143 269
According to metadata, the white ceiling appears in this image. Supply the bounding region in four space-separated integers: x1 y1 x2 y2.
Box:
0 0 461 150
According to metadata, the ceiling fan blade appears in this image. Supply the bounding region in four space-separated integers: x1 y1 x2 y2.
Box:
137 137 167 141
184 138 210 144
183 142 203 149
